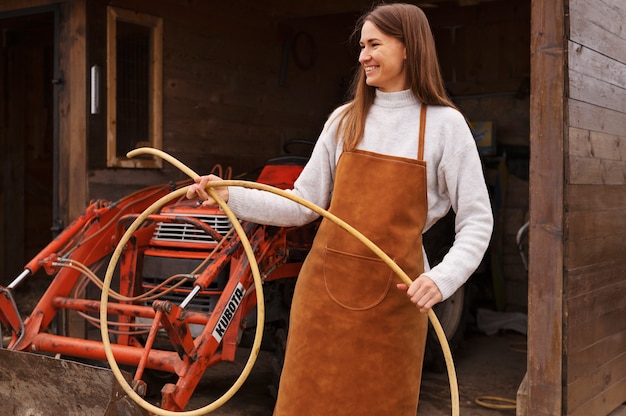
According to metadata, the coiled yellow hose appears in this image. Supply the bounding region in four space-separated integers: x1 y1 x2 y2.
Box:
474 395 517 410
99 147 460 416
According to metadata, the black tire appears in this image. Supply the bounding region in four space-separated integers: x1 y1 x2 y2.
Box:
423 284 469 371
265 278 294 401
268 327 288 400
421 210 470 371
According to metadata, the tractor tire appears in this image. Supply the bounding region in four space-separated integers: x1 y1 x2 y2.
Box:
421 209 470 371
268 327 288 400
423 284 469 372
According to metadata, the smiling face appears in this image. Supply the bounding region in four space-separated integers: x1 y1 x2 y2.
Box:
358 20 408 92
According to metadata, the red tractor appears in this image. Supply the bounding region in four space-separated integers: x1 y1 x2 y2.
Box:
0 146 466 415
0 150 318 414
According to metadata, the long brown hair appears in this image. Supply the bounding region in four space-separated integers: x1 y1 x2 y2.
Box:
336 3 456 151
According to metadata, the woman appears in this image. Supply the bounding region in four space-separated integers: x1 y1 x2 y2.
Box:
187 3 493 414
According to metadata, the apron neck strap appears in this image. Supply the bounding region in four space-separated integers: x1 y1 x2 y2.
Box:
418 105 427 161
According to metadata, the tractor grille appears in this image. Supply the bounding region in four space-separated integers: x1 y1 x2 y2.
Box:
152 214 233 244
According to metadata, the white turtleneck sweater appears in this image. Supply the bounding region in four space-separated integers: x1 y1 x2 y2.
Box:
227 89 493 300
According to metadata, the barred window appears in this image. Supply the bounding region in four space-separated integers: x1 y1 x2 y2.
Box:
106 7 162 168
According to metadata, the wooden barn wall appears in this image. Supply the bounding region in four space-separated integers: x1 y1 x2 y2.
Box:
87 0 531 311
88 0 358 200
566 0 626 414
87 4 530 185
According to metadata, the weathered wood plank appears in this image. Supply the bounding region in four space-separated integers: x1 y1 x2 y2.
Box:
566 233 626 269
569 99 626 138
569 70 626 115
569 127 626 161
568 40 626 96
58 1 88 223
569 382 626 416
568 259 626 293
527 0 565 413
569 155 626 185
567 306 626 353
567 352 626 416
565 278 626 327
566 261 626 357
568 184 626 212
567 325 626 376
568 210 626 240
569 0 626 63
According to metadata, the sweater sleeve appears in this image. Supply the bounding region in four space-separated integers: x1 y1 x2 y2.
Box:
425 117 494 300
226 115 340 227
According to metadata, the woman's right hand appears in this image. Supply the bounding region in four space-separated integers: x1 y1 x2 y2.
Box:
185 174 229 207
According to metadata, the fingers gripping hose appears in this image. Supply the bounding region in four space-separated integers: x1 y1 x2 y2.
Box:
100 147 460 416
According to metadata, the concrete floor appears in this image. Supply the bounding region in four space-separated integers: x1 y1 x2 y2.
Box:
185 330 528 415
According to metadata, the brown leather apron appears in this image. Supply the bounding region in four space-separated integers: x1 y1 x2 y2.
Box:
274 106 429 416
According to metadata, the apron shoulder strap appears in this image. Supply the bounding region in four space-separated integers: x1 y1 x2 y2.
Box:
418 104 427 161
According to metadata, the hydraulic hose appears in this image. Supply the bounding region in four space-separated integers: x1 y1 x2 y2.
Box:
100 147 460 416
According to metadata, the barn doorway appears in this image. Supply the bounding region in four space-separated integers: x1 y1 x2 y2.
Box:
0 9 58 287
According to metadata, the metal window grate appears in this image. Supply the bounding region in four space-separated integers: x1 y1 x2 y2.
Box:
152 214 234 244
116 21 150 157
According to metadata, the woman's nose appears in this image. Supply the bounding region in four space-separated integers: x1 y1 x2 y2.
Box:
359 49 369 63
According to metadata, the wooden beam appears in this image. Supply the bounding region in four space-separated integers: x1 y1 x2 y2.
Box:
58 0 88 223
526 0 566 414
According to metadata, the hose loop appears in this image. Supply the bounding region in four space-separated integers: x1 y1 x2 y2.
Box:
475 395 517 410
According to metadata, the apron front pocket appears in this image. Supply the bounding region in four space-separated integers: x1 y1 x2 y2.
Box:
323 247 393 310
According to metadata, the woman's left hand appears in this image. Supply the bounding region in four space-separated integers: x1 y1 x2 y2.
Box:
397 274 443 313
185 174 228 206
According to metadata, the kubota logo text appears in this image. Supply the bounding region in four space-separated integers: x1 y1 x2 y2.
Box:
212 283 246 342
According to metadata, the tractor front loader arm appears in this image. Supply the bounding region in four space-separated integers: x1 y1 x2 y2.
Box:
1 184 174 349
0 202 107 347
7 202 102 291
0 288 24 347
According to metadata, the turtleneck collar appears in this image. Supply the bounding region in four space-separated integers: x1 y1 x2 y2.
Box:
374 89 420 108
